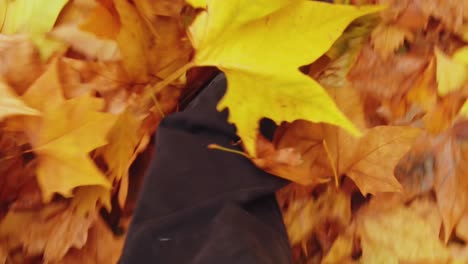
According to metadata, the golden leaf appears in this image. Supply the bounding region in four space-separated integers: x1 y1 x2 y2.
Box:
188 0 383 155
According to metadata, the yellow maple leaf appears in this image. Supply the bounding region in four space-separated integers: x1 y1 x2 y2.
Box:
266 87 419 194
97 110 142 183
454 47 468 118
435 47 468 96
188 0 382 155
0 0 68 59
186 0 206 8
453 46 468 64
72 186 111 216
17 62 118 202
0 81 39 120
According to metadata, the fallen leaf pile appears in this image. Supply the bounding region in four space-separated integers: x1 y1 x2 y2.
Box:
273 0 468 263
1 0 468 263
0 0 191 262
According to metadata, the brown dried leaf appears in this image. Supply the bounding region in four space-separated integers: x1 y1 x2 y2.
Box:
134 0 185 18
0 131 37 211
342 126 420 195
258 87 366 186
79 2 120 39
348 44 428 100
420 0 464 34
378 0 464 34
433 129 468 242
58 58 130 110
0 246 6 264
278 183 351 247
0 203 96 262
133 0 192 79
394 136 436 199
252 135 305 184
377 0 429 31
324 89 419 195
371 24 412 60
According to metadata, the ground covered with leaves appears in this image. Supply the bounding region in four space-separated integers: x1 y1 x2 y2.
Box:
1 0 468 263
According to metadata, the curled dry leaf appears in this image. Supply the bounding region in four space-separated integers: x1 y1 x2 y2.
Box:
51 24 121 62
58 58 131 113
0 35 43 94
270 120 332 186
48 0 121 61
252 135 305 184
0 202 96 262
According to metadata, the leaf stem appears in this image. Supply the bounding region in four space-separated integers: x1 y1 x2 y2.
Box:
323 139 339 188
143 61 195 103
207 144 251 159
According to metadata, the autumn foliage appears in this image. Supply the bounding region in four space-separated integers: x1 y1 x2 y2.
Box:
1 0 468 263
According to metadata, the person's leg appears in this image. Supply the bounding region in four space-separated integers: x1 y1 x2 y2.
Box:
120 74 292 264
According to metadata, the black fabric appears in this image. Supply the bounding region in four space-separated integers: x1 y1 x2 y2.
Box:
120 74 293 264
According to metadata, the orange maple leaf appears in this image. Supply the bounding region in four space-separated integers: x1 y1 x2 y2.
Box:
12 61 118 202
